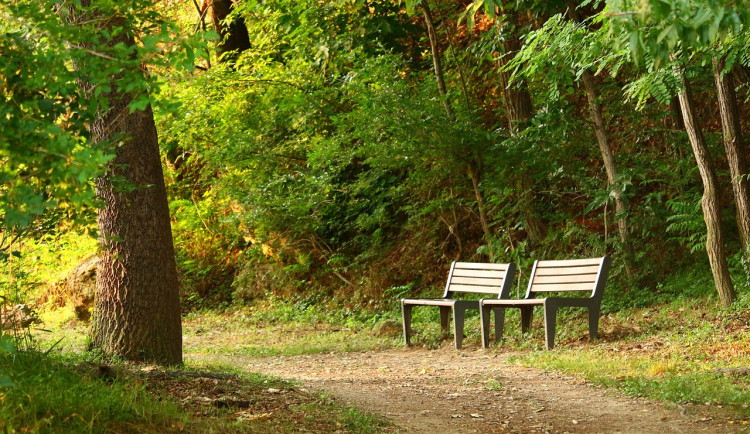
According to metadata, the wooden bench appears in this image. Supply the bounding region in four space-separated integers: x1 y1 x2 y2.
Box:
401 261 516 349
479 256 610 350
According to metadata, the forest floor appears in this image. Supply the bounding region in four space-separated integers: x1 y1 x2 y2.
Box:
185 338 747 433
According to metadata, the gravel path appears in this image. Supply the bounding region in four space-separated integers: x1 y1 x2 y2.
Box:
189 346 744 433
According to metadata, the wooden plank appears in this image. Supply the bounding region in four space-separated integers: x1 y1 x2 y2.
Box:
530 282 596 292
534 265 602 276
449 276 505 286
532 275 597 284
402 298 456 306
448 284 504 294
482 299 545 306
536 258 603 267
454 262 509 271
452 269 508 278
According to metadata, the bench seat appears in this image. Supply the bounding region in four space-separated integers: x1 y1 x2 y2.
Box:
479 256 610 350
402 261 515 349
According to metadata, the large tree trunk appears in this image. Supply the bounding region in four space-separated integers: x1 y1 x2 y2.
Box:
674 63 736 307
91 103 183 364
496 12 547 245
68 2 183 364
566 2 634 278
210 0 251 61
713 56 750 254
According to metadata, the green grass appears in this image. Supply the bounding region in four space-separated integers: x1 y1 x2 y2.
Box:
0 351 186 433
504 295 750 418
0 342 392 433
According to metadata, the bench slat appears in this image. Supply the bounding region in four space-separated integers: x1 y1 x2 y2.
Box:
530 282 597 292
402 298 457 306
532 274 597 284
451 269 509 278
534 265 602 276
450 276 505 286
536 258 604 267
448 284 507 294
453 262 509 271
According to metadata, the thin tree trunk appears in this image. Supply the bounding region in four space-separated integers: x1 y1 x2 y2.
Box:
468 165 492 237
566 2 634 278
421 2 490 239
579 69 634 269
674 62 736 307
421 1 454 120
713 56 750 253
67 2 183 364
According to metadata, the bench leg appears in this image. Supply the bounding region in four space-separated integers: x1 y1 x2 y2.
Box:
495 307 506 343
401 302 413 346
588 305 601 341
480 304 492 349
543 302 557 350
452 305 466 349
439 306 451 333
520 306 533 334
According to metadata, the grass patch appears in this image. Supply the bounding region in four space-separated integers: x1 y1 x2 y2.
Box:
0 351 185 433
0 346 392 433
179 297 403 357
505 295 750 418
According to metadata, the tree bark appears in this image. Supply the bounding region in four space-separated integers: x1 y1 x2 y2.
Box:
91 103 183 364
674 62 736 307
68 2 183 364
566 1 634 278
210 0 251 61
713 55 750 254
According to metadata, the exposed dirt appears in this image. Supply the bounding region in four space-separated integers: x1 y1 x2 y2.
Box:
190 346 748 434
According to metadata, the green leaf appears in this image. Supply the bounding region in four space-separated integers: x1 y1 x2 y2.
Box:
0 334 16 354
0 377 14 388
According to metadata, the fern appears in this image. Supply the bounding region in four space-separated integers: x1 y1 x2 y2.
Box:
666 197 706 254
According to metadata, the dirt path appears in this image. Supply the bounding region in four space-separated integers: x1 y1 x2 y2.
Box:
188 347 744 433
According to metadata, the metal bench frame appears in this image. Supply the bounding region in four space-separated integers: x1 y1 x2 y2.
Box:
479 256 610 350
401 261 516 349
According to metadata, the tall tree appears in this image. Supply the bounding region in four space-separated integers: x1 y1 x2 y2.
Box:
415 0 492 239
565 1 635 278
67 0 183 363
605 0 749 305
712 55 750 255
672 60 735 306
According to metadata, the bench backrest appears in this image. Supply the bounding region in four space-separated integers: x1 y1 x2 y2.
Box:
525 256 610 300
443 262 516 299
